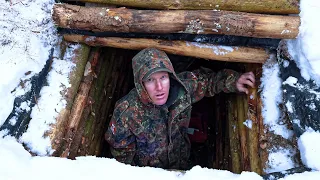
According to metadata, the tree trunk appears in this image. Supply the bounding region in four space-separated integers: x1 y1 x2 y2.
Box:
63 35 272 64
53 4 300 39
66 0 300 14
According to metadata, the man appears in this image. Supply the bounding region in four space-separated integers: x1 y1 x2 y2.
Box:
105 48 255 169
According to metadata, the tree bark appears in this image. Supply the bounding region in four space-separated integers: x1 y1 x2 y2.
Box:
66 0 300 14
53 4 300 39
63 35 272 64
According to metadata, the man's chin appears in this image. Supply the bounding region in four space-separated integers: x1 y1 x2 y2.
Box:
153 99 167 106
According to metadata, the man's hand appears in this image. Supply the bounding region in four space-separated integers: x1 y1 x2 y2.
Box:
236 72 255 94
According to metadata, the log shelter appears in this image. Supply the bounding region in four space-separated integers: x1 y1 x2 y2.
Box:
47 0 303 176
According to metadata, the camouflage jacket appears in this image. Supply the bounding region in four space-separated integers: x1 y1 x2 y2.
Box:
105 48 240 169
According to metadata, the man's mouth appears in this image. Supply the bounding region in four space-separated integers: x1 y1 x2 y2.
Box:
155 93 165 99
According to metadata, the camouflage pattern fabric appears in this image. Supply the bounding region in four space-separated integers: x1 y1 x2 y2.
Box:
105 48 240 169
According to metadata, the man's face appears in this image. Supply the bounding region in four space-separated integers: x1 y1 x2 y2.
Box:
143 71 170 106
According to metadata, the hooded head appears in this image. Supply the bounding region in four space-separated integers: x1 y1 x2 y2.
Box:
132 48 176 105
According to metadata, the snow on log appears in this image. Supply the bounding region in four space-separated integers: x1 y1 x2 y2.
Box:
63 34 272 64
53 3 300 39
65 0 300 14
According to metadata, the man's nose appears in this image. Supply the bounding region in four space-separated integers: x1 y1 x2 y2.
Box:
155 80 163 90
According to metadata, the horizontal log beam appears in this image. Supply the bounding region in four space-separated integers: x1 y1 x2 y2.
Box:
66 0 300 14
63 34 272 63
58 28 281 49
53 4 300 39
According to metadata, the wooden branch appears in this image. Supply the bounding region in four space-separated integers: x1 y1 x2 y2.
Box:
63 35 272 64
66 0 300 14
53 4 300 39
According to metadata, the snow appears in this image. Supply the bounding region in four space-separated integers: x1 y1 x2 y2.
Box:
298 129 320 170
243 119 252 129
0 136 264 180
265 148 296 174
1 0 320 180
287 0 320 85
283 77 298 87
20 52 77 155
186 41 236 55
261 56 294 140
0 0 57 125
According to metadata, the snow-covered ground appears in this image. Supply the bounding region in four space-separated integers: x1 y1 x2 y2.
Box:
1 0 320 179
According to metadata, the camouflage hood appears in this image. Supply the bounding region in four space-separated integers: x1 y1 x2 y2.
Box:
132 48 180 105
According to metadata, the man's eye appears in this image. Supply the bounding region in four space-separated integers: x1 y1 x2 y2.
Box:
161 75 167 79
146 78 153 82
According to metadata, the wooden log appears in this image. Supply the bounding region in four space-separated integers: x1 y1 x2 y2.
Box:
246 64 262 174
58 28 281 49
213 95 223 169
63 35 272 64
87 49 119 155
237 94 251 171
68 47 102 159
228 95 241 173
255 64 270 174
90 50 125 155
66 0 300 14
76 48 112 156
80 48 116 156
59 47 99 158
50 43 91 156
258 87 269 175
53 4 300 39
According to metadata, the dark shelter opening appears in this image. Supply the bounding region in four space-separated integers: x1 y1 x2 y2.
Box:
96 47 252 170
